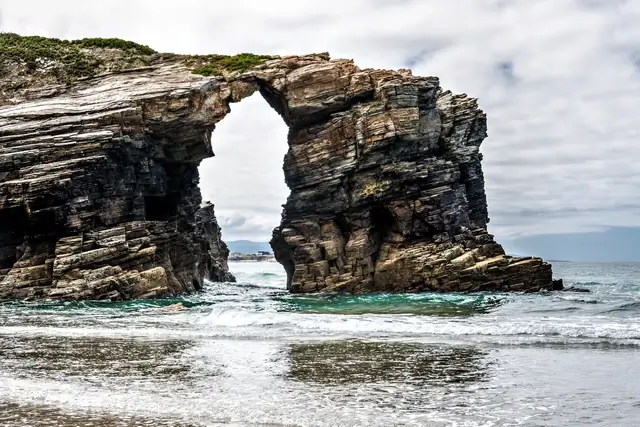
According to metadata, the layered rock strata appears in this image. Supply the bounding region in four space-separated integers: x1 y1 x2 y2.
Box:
0 36 557 300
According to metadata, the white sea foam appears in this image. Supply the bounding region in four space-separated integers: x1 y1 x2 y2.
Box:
0 261 639 426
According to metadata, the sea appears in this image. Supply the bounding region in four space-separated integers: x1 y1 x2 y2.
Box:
0 261 638 427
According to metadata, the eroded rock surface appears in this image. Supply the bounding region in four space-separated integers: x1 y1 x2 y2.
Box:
266 63 554 293
0 39 556 300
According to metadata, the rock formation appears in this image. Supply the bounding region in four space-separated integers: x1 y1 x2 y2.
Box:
0 34 557 300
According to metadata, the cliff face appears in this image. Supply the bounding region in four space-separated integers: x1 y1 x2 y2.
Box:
266 63 553 293
0 35 556 300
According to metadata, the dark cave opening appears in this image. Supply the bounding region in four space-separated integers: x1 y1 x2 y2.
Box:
370 205 394 242
144 193 181 221
0 207 29 269
369 205 394 268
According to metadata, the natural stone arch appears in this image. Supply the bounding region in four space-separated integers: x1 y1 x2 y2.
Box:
0 51 556 301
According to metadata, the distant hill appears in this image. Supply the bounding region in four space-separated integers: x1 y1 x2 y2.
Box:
226 240 272 254
501 227 640 263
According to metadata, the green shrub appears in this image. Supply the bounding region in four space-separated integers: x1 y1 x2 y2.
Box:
73 37 155 55
0 33 156 80
192 53 275 76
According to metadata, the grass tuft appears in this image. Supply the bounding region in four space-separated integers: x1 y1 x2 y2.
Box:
0 32 156 82
73 38 155 55
192 53 276 76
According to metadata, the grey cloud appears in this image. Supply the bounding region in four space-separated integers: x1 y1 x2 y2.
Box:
496 204 640 218
403 51 428 69
369 0 417 7
578 0 629 9
632 51 640 72
496 61 517 84
217 212 280 241
220 215 247 229
402 43 449 68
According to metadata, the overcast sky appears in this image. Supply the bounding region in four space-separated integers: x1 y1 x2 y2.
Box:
1 0 639 246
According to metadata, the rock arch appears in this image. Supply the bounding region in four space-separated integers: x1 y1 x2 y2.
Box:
0 53 555 300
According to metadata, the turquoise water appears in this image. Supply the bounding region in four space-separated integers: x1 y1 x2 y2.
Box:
0 261 639 426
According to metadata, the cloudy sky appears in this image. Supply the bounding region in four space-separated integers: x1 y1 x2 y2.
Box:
1 0 638 259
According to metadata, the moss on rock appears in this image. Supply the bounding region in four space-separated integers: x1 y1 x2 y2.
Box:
73 37 156 55
0 33 156 79
191 53 277 76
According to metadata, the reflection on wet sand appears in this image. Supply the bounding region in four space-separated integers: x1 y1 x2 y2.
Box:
286 340 490 385
0 335 199 382
0 403 199 427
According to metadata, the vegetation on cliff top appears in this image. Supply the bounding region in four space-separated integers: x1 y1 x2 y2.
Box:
0 33 156 78
0 33 276 102
191 53 276 76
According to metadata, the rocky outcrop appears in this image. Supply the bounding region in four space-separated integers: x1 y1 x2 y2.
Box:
0 34 557 300
268 68 556 294
195 202 235 282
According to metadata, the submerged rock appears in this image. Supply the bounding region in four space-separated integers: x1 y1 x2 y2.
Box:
553 279 564 291
561 287 591 293
0 34 558 300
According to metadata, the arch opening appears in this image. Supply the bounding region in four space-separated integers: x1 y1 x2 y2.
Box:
198 92 290 281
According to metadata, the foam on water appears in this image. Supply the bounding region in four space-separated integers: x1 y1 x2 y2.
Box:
0 261 639 426
1 261 639 344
